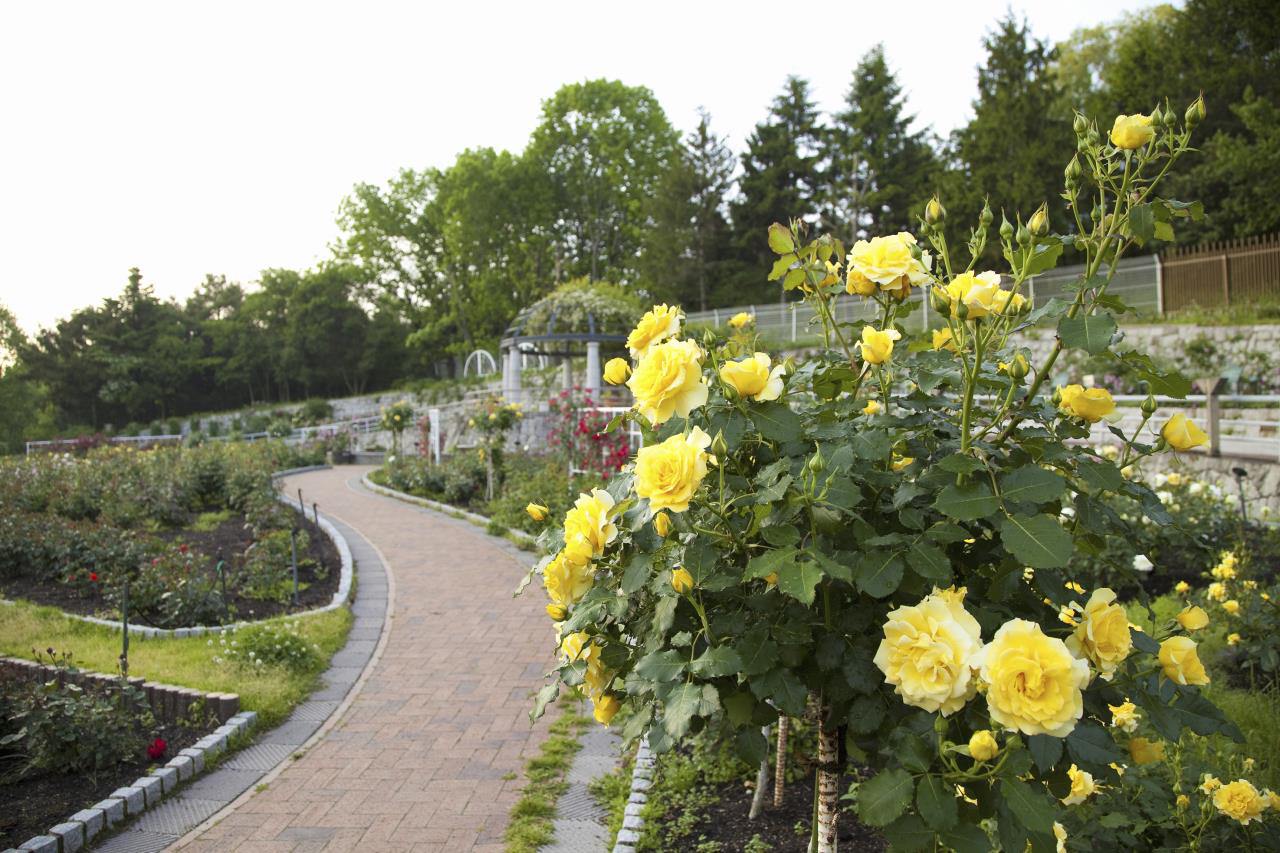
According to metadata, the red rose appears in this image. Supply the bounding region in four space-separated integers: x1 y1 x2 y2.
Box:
89 572 98 582
179 544 188 554
147 738 167 760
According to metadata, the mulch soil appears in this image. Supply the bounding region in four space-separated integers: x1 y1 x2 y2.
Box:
0 700 204 848
677 772 885 852
0 509 340 626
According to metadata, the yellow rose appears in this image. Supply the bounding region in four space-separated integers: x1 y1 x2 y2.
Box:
858 325 902 365
603 357 631 385
544 546 595 607
1202 775 1222 794
627 338 709 426
1175 581 1191 594
728 312 754 329
850 234 914 286
972 618 1090 737
863 399 882 416
1065 588 1131 680
634 427 712 513
1207 581 1227 601
1176 794 1190 810
627 304 682 358
653 510 671 537
1222 599 1240 615
1162 414 1207 451
1267 789 1280 811
846 268 877 296
943 270 1002 318
1110 113 1155 149
1158 636 1210 686
1129 736 1165 765
545 603 567 621
1213 779 1266 825
990 288 1027 315
563 489 618 556
1054 822 1068 853
671 568 693 594
890 453 914 472
719 353 785 402
932 327 957 352
584 654 611 697
559 631 596 663
1062 764 1097 805
1177 605 1209 631
873 588 983 715
1058 384 1117 422
592 693 621 725
1109 700 1140 733
1228 632 1241 646
968 730 999 762
526 502 549 522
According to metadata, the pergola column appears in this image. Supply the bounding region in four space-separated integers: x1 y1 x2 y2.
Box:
585 341 601 393
508 345 522 399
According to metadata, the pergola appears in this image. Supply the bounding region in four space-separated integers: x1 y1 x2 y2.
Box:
497 303 628 399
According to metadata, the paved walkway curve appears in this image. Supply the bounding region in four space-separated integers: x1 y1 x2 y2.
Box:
176 466 556 853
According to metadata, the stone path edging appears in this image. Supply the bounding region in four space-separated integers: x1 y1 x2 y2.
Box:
84 494 391 853
360 472 536 545
611 737 653 853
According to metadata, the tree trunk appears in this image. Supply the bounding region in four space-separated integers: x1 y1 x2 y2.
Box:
815 700 840 853
773 715 789 808
749 724 772 820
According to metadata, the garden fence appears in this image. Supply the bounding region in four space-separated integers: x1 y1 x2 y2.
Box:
1159 233 1280 312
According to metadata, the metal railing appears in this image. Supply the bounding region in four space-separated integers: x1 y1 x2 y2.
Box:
25 415 385 455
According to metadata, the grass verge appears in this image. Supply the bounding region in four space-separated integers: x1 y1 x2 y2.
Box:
504 699 592 853
0 599 353 729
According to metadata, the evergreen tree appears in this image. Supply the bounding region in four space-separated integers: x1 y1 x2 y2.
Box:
825 45 938 243
729 77 825 302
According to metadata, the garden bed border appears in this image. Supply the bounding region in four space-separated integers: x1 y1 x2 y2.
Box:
612 735 653 853
360 472 536 546
0 466 353 639
2 654 258 853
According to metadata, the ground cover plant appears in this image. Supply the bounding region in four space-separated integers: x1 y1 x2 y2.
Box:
0 441 339 628
522 98 1280 851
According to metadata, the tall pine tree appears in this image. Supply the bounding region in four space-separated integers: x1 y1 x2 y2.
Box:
824 45 938 243
729 77 825 302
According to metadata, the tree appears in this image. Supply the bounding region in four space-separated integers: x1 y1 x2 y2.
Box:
730 76 825 303
1183 92 1280 240
639 109 736 311
824 45 939 242
526 80 680 285
949 15 1074 238
284 264 370 397
0 302 54 454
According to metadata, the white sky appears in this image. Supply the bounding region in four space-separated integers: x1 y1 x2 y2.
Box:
1 0 1163 334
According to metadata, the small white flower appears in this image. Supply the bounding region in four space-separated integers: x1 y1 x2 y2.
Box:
1132 555 1153 573
1060 506 1076 520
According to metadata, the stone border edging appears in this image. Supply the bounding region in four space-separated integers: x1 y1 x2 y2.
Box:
0 468 353 639
612 736 654 852
360 472 536 545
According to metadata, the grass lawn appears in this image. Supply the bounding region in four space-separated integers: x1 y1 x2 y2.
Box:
0 599 353 730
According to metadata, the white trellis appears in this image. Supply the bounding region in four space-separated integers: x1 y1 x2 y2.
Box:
463 349 498 378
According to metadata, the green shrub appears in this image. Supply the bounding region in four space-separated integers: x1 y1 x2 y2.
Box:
293 398 334 426
212 620 321 672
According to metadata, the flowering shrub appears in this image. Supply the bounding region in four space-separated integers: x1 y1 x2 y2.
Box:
123 542 225 628
546 387 630 481
380 399 415 456
521 98 1276 850
468 395 524 501
1179 549 1280 690
210 620 321 672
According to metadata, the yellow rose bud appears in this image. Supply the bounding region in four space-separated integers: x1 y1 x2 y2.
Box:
627 339 709 426
1213 779 1267 825
545 603 567 621
728 312 754 329
1159 636 1210 686
1066 588 1132 680
1028 205 1050 238
931 327 957 352
1175 581 1191 594
1222 599 1240 615
1054 822 1068 853
1128 736 1165 765
603 357 631 385
972 618 1090 737
719 353 785 402
863 399 882 416
526 502 549 522
1176 794 1190 810
626 304 683 358
671 567 694 594
1110 113 1155 149
968 730 999 762
1177 605 1208 631
925 196 946 226
1062 764 1097 805
1202 775 1222 794
1109 700 1140 733
1162 414 1208 451
1228 632 1241 646
1058 384 1117 423
764 572 778 586
634 427 712 513
653 511 671 538
890 453 914 472
858 325 902 365
875 589 983 715
592 693 621 726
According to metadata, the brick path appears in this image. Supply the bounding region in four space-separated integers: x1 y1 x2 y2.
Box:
177 467 556 852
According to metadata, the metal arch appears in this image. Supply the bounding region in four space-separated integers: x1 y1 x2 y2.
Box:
463 349 498 377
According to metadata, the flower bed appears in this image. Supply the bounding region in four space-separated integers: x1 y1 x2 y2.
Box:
0 443 340 629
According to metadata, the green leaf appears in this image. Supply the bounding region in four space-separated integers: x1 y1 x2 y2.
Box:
857 551 905 598
634 649 685 683
753 667 807 715
737 627 779 676
941 824 991 853
722 690 756 726
690 645 743 678
768 223 795 255
908 542 951 583
736 727 768 765
882 814 933 851
1076 458 1124 492
937 454 984 474
1128 203 1155 244
1000 514 1073 568
653 595 677 634
1058 312 1117 354
1174 692 1244 740
934 482 999 521
1000 466 1067 505
745 547 798 581
1025 240 1063 276
783 268 806 290
1028 734 1064 773
850 429 892 460
857 768 915 827
777 558 826 605
1066 721 1126 767
917 774 959 830
530 683 559 721
663 682 719 739
621 553 653 595
768 253 797 281
752 402 803 442
683 539 719 585
999 777 1056 835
